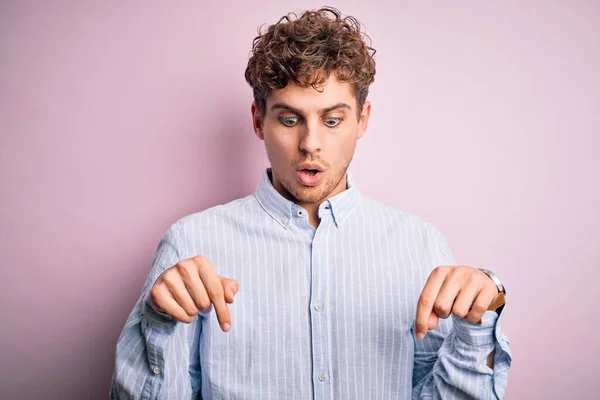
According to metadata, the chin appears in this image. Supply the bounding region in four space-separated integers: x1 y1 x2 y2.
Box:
292 189 326 204
288 179 334 204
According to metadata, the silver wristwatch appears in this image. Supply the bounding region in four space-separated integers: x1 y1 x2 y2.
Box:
478 268 506 295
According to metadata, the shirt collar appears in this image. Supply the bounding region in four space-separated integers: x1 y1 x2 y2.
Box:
254 168 359 229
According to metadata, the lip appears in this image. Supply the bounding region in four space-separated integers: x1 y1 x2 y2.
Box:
296 163 326 172
296 169 324 187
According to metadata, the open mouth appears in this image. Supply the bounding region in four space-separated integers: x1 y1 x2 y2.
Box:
297 169 324 186
303 169 319 176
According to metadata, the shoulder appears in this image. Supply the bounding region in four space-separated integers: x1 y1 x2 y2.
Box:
357 194 449 247
166 194 258 238
358 195 455 277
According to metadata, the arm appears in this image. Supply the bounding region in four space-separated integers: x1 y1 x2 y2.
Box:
412 311 512 399
110 224 202 399
411 225 512 399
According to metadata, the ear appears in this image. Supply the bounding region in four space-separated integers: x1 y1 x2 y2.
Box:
357 101 371 140
251 103 265 140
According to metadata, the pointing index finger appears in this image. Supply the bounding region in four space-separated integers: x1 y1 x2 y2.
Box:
416 266 448 339
195 257 232 332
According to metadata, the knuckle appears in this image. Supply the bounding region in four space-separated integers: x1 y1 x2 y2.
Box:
465 275 479 287
475 275 487 287
207 286 224 299
198 299 212 311
471 302 486 314
433 301 448 314
418 295 431 309
175 262 190 277
193 255 207 265
150 287 162 307
162 270 177 285
473 303 485 314
467 313 480 323
229 279 239 289
172 310 186 321
150 283 161 297
452 306 468 318
199 304 213 314
177 262 198 279
184 306 199 317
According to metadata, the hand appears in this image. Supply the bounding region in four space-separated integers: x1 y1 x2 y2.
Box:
415 266 498 340
150 255 239 332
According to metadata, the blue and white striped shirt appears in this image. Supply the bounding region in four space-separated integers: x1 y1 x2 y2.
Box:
111 169 512 399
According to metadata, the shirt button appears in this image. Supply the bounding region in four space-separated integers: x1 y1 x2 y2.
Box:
318 372 327 381
314 303 323 311
152 366 160 375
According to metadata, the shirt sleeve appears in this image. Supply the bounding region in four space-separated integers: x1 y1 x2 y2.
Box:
411 224 512 399
110 223 203 400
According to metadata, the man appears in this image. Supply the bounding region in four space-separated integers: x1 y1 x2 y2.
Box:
111 7 511 399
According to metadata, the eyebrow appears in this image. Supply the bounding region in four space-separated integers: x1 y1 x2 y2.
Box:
270 102 352 115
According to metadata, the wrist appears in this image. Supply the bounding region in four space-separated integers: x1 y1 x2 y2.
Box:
487 291 506 312
478 268 506 295
478 268 507 315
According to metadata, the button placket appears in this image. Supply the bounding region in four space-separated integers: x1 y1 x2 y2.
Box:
309 225 331 397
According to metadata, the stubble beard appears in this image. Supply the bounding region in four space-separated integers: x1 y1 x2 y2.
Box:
273 154 354 205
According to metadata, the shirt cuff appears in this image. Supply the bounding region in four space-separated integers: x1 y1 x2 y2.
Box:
452 311 500 346
140 288 178 335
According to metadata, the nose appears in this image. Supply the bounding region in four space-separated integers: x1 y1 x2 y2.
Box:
299 122 322 154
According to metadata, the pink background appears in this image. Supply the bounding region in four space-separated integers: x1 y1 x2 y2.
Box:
1 1 598 398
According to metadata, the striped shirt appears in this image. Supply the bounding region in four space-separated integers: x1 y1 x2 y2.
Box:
111 168 512 399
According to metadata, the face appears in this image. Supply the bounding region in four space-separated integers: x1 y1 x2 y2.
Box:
251 76 371 206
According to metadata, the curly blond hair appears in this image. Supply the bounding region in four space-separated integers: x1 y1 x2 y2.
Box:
244 6 376 118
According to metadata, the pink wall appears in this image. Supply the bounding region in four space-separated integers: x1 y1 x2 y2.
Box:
1 1 598 398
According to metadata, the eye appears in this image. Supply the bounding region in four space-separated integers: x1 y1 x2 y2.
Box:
324 117 343 127
280 116 299 127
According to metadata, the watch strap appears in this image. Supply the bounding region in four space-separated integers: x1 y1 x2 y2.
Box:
476 268 507 324
475 292 506 324
478 268 506 294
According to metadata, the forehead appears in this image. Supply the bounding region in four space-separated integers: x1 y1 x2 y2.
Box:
266 76 356 112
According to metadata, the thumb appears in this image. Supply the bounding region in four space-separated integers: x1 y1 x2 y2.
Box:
220 277 239 304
